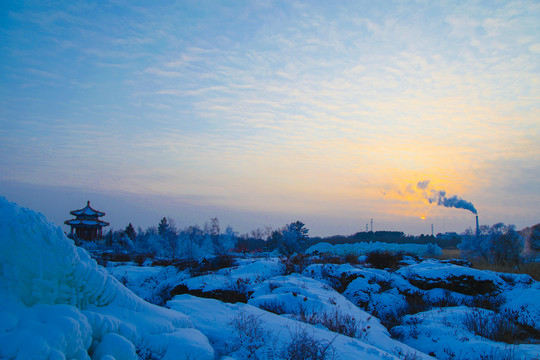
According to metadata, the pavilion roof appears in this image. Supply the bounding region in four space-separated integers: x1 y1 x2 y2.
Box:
64 218 109 227
70 201 105 217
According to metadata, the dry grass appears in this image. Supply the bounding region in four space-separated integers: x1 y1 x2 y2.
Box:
436 249 540 281
471 260 540 281
437 248 461 260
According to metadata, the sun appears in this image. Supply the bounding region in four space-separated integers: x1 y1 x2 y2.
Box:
420 216 426 220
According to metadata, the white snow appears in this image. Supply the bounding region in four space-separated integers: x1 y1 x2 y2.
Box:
108 264 188 304
396 260 505 286
92 333 137 360
391 306 540 360
0 196 213 360
307 241 442 257
168 294 431 360
501 284 540 331
2 196 539 359
179 258 284 292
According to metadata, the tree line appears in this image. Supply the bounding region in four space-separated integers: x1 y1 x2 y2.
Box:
95 216 534 267
100 218 310 260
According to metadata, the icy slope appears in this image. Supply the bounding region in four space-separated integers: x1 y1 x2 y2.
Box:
0 197 213 359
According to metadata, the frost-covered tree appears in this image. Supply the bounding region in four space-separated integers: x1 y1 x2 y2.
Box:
250 228 265 242
459 223 523 266
178 225 205 259
218 225 237 255
459 226 492 262
279 221 309 256
115 232 134 250
198 218 238 256
104 229 133 250
529 224 540 250
489 223 522 266
207 217 221 253
133 227 160 255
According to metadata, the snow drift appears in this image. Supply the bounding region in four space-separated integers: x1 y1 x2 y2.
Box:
306 241 442 257
0 197 213 359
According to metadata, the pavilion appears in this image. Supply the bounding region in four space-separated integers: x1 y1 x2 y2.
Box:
65 201 109 241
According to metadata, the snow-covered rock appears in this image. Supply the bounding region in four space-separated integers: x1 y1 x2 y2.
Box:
248 274 386 337
108 264 189 305
170 258 284 303
397 260 505 295
178 258 284 292
501 282 540 331
391 306 540 360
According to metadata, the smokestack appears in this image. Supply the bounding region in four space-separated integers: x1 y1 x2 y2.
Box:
476 215 479 237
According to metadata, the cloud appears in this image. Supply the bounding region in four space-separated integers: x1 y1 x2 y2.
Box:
417 181 430 190
2 1 539 234
530 44 540 54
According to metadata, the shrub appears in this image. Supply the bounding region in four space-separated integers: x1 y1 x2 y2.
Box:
231 277 252 297
227 310 271 358
428 290 465 308
280 253 310 275
318 310 367 339
381 311 403 332
335 273 360 293
366 250 403 270
134 253 149 266
259 301 287 315
468 294 505 311
282 325 336 360
402 291 429 315
393 348 424 360
209 253 237 271
289 305 367 340
382 291 429 330
313 253 346 265
463 309 528 344
344 252 361 265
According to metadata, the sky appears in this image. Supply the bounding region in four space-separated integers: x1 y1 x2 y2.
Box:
1 0 539 237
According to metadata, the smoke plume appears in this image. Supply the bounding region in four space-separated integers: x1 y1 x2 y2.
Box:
416 181 477 215
430 190 477 214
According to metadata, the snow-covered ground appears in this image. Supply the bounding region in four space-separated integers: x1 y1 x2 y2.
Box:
307 241 442 257
1 196 539 359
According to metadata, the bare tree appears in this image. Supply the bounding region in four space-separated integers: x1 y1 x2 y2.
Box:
489 223 522 266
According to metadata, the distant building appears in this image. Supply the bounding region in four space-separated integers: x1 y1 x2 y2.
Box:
65 201 109 241
436 232 459 240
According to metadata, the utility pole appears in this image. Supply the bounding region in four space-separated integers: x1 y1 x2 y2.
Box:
431 224 434 237
370 218 373 232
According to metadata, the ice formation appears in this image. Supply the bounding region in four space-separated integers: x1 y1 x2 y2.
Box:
0 197 213 359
